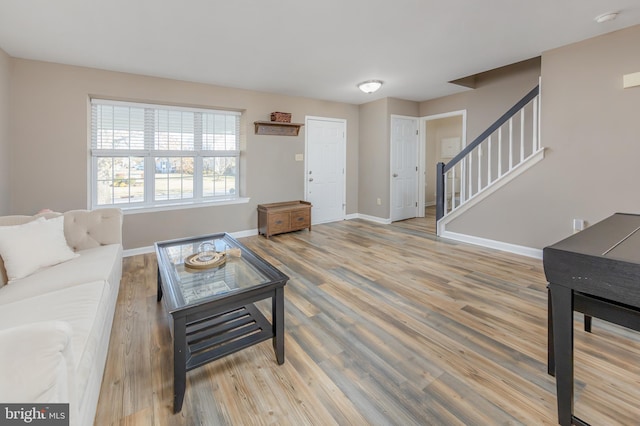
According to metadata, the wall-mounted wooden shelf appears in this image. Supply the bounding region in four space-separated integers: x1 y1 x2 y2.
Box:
254 121 304 136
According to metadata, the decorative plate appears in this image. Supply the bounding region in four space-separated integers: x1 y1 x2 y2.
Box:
184 251 226 270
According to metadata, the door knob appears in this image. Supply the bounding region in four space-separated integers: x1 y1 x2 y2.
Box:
393 173 398 177
309 178 314 182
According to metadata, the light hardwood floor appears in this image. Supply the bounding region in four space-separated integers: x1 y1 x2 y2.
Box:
96 218 640 425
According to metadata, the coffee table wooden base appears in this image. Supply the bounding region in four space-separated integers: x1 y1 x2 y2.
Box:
158 271 285 413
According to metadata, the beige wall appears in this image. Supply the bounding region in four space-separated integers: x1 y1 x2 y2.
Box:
425 116 463 204
0 48 10 215
8 26 637 251
445 25 640 249
9 59 359 249
388 97 419 117
358 98 388 218
420 58 541 147
358 97 419 219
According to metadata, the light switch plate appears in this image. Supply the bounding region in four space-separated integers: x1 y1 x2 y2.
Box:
295 154 304 161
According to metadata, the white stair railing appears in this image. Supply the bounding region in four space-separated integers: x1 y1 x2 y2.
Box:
436 85 541 220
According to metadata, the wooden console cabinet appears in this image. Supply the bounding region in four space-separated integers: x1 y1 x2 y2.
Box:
258 201 312 238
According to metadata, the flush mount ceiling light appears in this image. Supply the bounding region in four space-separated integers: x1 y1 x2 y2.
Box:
594 11 619 23
357 80 383 94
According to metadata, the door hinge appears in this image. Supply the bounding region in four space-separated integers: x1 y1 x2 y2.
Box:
416 166 418 171
415 202 418 207
416 130 419 135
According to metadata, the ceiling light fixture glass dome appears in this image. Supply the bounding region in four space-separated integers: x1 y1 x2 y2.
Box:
594 11 618 23
357 80 383 94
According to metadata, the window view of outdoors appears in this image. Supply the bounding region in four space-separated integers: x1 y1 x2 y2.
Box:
92 102 240 208
203 157 237 197
96 156 144 205
154 157 194 201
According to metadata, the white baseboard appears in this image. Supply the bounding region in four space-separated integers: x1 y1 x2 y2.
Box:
435 148 546 259
349 214 392 225
437 148 545 231
123 218 541 261
425 201 436 207
230 228 259 239
123 228 259 257
123 246 154 257
439 230 542 259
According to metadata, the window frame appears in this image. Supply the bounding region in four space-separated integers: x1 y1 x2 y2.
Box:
89 99 243 212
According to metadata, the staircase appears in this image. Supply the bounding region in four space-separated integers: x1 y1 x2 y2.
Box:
436 84 544 235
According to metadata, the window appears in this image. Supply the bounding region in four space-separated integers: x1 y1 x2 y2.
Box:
90 99 241 210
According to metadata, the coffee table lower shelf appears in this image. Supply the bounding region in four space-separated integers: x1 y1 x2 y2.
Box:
185 303 273 371
162 284 286 413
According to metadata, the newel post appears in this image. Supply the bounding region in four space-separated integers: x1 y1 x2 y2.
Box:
436 162 445 221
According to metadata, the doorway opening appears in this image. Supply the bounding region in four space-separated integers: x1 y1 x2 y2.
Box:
419 110 466 234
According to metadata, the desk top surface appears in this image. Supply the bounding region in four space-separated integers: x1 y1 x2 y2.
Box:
546 213 640 263
544 213 640 305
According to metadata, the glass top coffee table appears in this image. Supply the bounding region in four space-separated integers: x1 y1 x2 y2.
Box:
155 233 288 413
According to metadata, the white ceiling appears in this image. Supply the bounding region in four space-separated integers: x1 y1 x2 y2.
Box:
0 1 638 105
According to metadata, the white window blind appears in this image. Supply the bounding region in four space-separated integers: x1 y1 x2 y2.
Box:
90 99 241 210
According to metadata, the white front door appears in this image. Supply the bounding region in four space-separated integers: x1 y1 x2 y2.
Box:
305 117 346 224
391 115 419 221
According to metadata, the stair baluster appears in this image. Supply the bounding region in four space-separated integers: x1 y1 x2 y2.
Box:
436 85 542 223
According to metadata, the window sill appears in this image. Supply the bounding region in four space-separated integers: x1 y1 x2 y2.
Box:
120 197 250 215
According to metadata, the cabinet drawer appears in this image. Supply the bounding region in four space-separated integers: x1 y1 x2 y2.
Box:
290 210 310 229
257 200 312 238
268 212 290 234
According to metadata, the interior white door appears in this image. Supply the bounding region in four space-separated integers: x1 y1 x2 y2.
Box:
306 117 346 224
391 116 419 221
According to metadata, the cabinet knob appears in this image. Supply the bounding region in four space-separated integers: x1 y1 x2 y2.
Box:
309 178 314 182
392 173 398 177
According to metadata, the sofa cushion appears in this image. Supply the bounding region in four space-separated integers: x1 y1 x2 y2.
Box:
0 244 122 306
0 208 123 288
0 216 78 282
0 321 76 405
0 280 111 412
62 209 123 251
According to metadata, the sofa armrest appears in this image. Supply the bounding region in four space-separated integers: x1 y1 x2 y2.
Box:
63 209 123 251
0 321 77 405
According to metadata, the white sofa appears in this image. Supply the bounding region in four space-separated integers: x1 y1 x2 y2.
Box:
0 209 123 426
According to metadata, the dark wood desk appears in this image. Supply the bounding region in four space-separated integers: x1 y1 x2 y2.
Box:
544 213 640 426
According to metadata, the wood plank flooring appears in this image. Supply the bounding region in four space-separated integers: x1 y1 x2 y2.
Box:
96 218 640 425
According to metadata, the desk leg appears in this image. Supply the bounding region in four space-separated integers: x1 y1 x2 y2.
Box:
273 287 285 365
547 285 555 376
157 266 163 302
173 317 187 413
550 284 574 426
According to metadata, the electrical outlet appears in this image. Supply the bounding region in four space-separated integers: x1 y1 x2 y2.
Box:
295 154 303 161
376 198 381 205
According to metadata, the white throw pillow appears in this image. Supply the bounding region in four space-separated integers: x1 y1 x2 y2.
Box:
0 216 79 282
